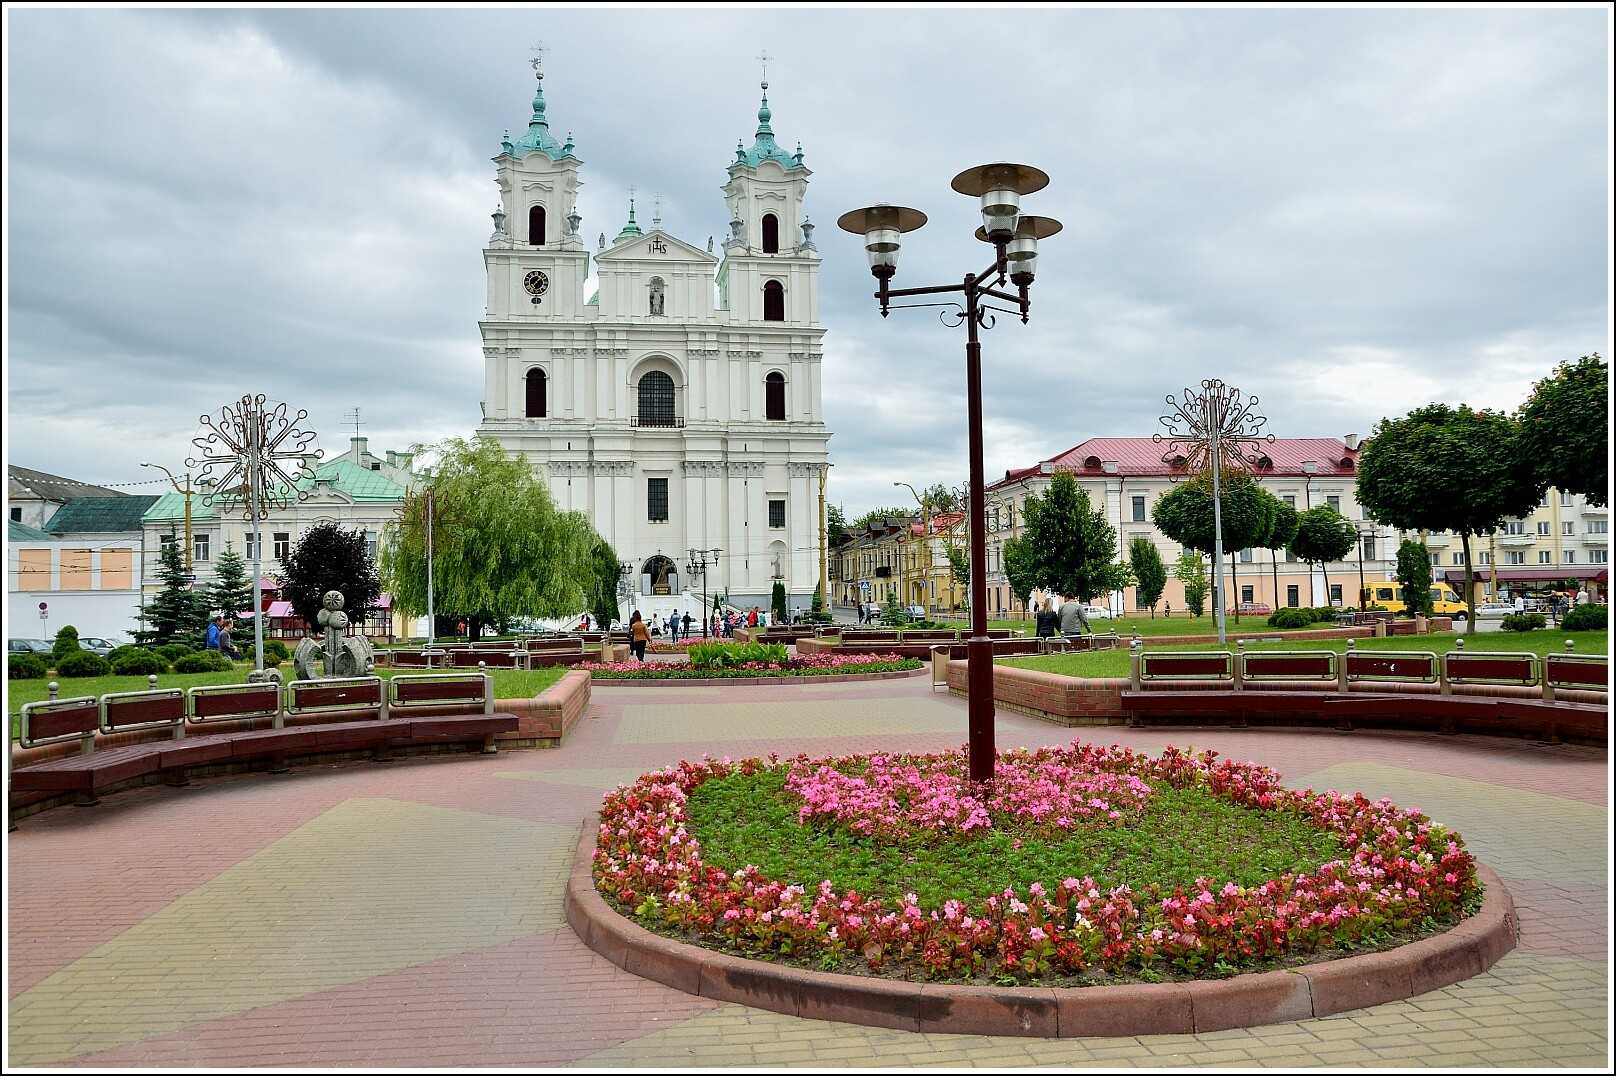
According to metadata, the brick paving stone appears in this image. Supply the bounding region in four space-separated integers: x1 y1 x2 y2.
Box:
8 675 1609 1068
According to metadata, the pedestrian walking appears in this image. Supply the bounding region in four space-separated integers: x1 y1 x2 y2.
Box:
668 609 681 643
1058 599 1091 638
1035 597 1060 639
629 611 650 662
682 612 694 637
206 616 222 651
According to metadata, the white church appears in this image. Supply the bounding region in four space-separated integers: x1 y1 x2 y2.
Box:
475 60 831 623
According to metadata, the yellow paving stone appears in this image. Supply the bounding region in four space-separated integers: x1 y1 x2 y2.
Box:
9 798 574 1066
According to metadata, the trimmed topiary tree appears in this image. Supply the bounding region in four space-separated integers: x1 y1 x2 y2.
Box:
771 580 788 624
56 651 111 678
9 654 48 680
110 647 168 676
51 625 81 664
1394 539 1434 618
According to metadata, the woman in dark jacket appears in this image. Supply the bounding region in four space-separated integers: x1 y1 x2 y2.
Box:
1034 597 1060 639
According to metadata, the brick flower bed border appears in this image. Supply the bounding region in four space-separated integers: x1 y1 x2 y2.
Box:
493 669 591 746
589 666 927 688
565 822 1515 1037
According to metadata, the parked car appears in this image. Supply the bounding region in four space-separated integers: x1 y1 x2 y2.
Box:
1361 582 1471 619
8 639 53 656
1475 602 1516 619
904 605 927 620
1084 605 1113 620
77 637 118 656
1231 602 1272 616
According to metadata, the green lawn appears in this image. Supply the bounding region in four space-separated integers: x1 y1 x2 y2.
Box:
8 664 566 737
1003 629 1610 680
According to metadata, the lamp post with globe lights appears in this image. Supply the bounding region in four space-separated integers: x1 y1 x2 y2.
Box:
839 163 1061 782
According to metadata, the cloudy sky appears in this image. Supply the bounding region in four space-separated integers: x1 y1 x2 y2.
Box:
5 6 1610 515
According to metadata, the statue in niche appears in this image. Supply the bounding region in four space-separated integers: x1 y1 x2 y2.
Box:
649 277 665 316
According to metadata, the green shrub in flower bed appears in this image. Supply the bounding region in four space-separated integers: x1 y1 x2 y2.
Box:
585 653 922 680
1562 603 1607 631
172 651 235 674
688 641 790 669
595 743 1480 984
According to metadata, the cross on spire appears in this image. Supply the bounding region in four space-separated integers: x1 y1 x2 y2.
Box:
757 49 771 89
652 192 662 227
529 41 547 79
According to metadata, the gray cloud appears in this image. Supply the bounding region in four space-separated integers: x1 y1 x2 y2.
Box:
6 8 1608 511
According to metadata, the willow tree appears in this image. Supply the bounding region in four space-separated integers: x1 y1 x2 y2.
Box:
382 437 600 639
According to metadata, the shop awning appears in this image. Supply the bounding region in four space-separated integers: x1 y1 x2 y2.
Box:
1441 567 1607 586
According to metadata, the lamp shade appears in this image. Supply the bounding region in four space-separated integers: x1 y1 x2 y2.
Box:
838 204 927 276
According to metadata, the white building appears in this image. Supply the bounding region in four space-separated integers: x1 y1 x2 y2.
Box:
474 62 831 621
7 497 157 643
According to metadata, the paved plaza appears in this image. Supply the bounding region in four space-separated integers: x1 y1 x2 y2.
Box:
6 677 1609 1068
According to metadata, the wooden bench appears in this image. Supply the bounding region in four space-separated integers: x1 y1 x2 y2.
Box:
449 648 528 670
10 676 519 824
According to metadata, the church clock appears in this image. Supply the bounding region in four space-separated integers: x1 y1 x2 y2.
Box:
523 269 550 305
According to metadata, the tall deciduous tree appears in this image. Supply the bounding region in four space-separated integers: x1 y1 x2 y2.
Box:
281 521 383 631
1260 493 1299 612
1394 538 1434 617
1357 404 1540 633
1174 551 1209 617
1288 506 1358 607
382 438 598 639
1152 472 1270 615
922 483 960 513
1002 535 1038 614
208 542 254 620
1128 537 1167 617
851 506 913 532
1518 353 1607 507
1019 472 1133 603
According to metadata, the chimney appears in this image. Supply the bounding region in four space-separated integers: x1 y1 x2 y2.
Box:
1343 433 1359 451
350 436 369 463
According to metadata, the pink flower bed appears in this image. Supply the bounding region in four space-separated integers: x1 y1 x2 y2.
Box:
594 742 1479 980
786 753 1153 839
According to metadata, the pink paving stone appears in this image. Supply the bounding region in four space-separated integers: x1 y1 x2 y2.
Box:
8 675 1607 1067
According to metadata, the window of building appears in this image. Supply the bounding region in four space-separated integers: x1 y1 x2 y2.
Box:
1239 548 1253 563
1506 551 1525 565
1504 521 1526 535
1329 584 1342 605
193 533 210 562
365 530 378 561
245 534 259 561
1564 550 1576 564
1429 552 1440 567
1478 551 1490 565
762 280 785 321
1537 521 1551 536
1286 584 1300 607
1241 585 1254 603
769 499 786 529
765 371 786 420
1282 494 1296 507
637 371 676 426
761 213 779 254
647 478 669 523
525 368 547 418
1362 537 1376 560
1563 521 1576 536
1590 549 1609 564
1131 495 1146 522
1561 492 1574 506
1590 520 1609 535
1453 552 1465 565
8 506 18 522
273 532 291 560
1538 550 1552 564
1326 495 1341 513
529 205 545 246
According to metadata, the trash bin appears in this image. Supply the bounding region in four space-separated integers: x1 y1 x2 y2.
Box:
931 645 951 691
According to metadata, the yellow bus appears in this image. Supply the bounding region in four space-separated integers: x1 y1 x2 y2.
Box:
1363 582 1471 619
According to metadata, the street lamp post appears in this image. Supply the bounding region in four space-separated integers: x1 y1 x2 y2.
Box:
686 548 721 636
841 164 1062 783
141 462 195 573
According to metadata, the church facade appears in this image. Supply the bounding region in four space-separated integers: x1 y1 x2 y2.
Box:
475 62 831 619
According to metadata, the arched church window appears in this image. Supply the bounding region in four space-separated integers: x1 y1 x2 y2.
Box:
529 205 546 246
763 280 785 322
637 371 676 427
761 213 779 254
648 277 666 316
525 368 547 418
765 371 786 421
